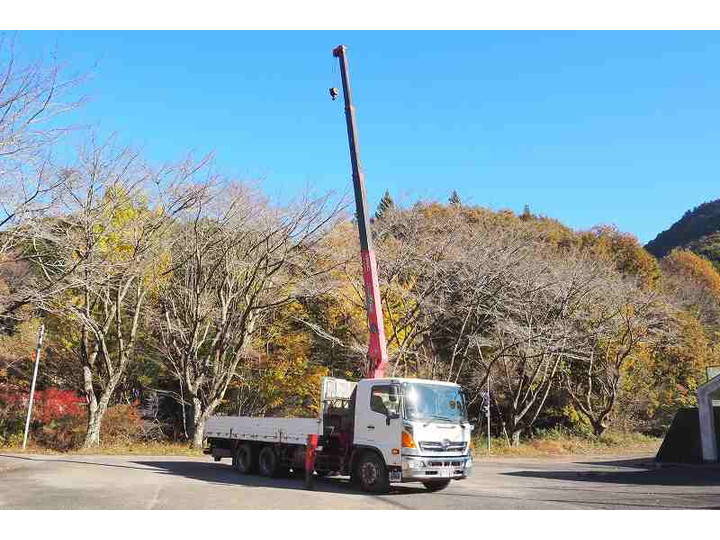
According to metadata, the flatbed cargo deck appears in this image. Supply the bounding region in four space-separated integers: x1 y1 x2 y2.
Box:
204 416 321 445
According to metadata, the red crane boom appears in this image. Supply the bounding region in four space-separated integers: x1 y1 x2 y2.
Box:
332 44 389 379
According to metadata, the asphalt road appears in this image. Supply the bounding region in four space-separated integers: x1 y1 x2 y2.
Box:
1 452 719 509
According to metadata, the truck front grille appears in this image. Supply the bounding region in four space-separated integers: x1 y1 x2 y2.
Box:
419 441 467 452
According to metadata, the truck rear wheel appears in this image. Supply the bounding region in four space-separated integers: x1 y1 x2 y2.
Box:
422 479 451 492
258 446 280 477
232 443 255 474
356 452 390 494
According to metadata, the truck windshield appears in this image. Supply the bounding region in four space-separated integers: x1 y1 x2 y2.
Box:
403 383 467 423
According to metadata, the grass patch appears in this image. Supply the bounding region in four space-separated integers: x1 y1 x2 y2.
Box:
472 429 661 458
0 441 203 456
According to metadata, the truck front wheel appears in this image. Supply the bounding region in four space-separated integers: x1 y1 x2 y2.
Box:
232 444 255 474
356 452 390 494
422 479 451 492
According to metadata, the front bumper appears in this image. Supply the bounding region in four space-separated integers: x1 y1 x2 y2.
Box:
401 454 472 481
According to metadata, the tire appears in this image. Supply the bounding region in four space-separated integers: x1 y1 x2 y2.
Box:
423 479 451 492
356 452 390 494
258 446 279 477
232 443 256 474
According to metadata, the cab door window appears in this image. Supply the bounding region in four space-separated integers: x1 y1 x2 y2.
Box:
370 385 401 417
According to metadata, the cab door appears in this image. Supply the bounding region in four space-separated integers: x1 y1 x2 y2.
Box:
354 382 403 469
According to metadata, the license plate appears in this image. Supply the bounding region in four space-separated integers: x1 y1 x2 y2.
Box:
389 470 402 482
440 469 452 478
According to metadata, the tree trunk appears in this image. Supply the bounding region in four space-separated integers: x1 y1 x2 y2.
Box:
592 419 607 437
84 403 101 447
82 370 119 448
82 365 101 447
508 412 523 446
83 397 111 447
190 397 220 449
191 397 206 449
192 415 207 449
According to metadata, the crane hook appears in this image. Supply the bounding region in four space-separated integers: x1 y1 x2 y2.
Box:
329 87 339 101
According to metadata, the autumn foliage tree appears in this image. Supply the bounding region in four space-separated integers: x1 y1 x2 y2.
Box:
660 249 720 326
27 140 205 447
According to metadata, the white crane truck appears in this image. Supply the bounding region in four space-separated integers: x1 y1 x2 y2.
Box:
202 45 474 493
204 376 473 493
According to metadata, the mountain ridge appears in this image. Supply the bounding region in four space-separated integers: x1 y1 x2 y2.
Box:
645 198 720 266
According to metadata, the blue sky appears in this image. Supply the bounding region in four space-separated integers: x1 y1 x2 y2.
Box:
14 31 720 243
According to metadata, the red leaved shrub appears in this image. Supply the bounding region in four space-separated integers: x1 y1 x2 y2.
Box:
1 387 146 448
33 388 85 424
0 386 87 449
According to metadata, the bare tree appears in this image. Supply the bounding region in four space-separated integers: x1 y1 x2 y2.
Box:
30 138 206 446
415 216 532 385
376 204 471 377
483 250 620 444
562 270 662 436
0 35 84 327
157 184 341 448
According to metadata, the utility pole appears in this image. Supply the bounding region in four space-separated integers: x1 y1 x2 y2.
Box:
22 323 45 450
480 375 491 455
486 373 491 455
331 44 389 379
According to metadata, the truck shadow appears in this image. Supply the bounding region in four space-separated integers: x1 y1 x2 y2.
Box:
0 453 150 471
503 457 720 487
131 459 428 495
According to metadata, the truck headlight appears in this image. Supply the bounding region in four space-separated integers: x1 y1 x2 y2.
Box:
405 458 425 469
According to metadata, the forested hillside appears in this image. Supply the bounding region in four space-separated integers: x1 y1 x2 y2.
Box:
646 199 720 266
2 40 719 451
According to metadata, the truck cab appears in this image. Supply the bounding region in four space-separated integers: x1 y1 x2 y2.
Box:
320 376 473 492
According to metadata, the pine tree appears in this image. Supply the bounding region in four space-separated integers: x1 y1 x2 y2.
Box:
375 189 395 220
449 190 462 207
